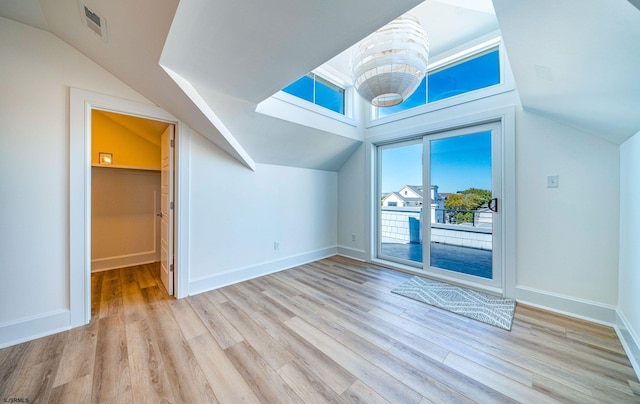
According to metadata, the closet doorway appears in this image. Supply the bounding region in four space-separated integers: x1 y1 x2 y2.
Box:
90 110 175 296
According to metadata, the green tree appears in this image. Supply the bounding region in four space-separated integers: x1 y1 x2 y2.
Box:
444 188 491 223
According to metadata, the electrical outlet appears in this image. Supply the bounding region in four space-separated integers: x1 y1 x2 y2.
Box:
352 234 356 242
274 242 279 251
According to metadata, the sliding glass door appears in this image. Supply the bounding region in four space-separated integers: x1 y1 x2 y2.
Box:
377 122 503 292
378 141 423 266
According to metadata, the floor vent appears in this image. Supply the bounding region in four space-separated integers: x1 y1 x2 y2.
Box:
79 2 108 42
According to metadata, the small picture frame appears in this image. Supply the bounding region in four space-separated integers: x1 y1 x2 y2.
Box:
98 152 113 165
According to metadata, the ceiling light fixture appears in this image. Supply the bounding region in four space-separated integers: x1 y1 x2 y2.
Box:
351 14 429 107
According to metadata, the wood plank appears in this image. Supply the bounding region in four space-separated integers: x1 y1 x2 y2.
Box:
398 307 616 396
225 341 303 403
341 379 392 404
203 288 229 305
119 266 141 296
532 373 599 403
592 381 640 404
388 342 514 403
146 299 218 403
278 360 346 403
223 281 295 322
53 320 98 387
99 276 123 318
188 293 243 349
167 298 208 341
444 353 561 403
285 316 423 404
49 375 92 404
22 328 68 369
369 307 531 386
216 300 295 370
188 333 261 404
248 290 358 394
92 314 131 403
135 263 157 289
126 319 175 403
6 358 59 403
91 271 104 318
286 298 484 403
122 291 148 324
0 341 31 398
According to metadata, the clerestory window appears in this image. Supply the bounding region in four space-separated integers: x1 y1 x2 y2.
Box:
282 73 345 115
377 47 501 118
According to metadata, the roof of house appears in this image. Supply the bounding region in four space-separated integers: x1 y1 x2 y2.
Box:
402 185 424 196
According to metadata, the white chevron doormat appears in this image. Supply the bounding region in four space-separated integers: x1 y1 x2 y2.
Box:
392 276 516 331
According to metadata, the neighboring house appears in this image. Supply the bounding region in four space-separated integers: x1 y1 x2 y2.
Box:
381 191 421 207
382 185 444 222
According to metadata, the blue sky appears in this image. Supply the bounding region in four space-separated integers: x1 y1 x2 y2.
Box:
381 131 492 194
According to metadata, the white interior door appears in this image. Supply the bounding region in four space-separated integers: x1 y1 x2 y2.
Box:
160 125 174 295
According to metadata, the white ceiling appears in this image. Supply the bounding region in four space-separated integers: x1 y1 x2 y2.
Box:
1 0 638 171
494 0 640 143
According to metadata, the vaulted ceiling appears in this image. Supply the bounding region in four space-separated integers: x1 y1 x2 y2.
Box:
1 0 639 171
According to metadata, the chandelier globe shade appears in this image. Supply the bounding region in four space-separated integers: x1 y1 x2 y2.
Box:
351 14 429 107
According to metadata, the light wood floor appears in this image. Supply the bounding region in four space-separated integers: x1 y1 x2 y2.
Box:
1 258 639 403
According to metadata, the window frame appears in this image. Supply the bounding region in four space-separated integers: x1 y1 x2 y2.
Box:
281 70 348 117
366 36 515 128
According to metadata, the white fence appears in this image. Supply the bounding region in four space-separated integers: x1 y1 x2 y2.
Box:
381 207 492 250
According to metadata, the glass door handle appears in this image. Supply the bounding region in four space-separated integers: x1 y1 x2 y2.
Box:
488 198 498 213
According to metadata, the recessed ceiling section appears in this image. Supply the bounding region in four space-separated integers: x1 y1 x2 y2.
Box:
160 0 423 104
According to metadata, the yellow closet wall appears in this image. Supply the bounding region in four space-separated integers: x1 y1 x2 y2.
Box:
91 111 164 170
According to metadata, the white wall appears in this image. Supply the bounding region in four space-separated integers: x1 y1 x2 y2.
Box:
338 91 620 319
0 18 150 333
187 131 338 293
516 111 619 306
338 144 367 260
618 130 640 371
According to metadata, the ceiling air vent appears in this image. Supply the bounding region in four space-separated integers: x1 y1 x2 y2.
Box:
79 2 108 42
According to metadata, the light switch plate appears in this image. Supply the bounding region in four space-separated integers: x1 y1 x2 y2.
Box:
547 175 559 188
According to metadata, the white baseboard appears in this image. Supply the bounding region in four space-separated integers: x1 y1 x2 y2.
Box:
515 286 617 326
337 245 367 261
91 252 159 272
188 246 338 296
615 309 640 379
0 310 70 349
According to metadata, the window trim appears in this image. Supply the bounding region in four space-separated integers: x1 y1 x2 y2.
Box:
364 105 517 298
280 70 349 118
271 89 356 127
366 36 515 128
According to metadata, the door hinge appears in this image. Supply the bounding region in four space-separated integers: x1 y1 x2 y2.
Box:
170 201 174 210
170 263 174 273
170 139 175 147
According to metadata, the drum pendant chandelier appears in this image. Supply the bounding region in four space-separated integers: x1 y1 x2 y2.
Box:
351 14 429 107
